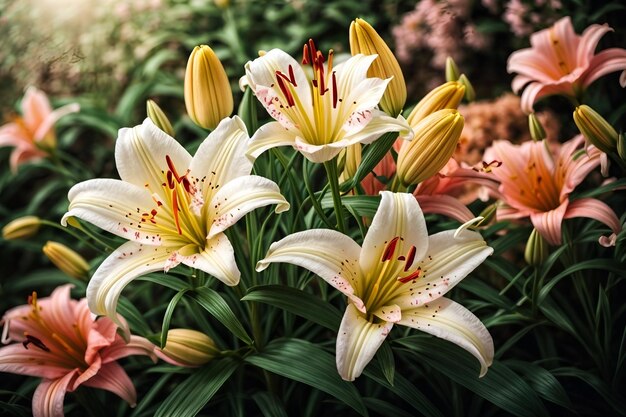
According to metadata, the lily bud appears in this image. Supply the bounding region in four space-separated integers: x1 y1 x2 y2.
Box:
146 100 175 137
445 57 460 82
618 133 626 161
42 241 90 279
472 203 498 228
341 144 362 180
2 216 41 240
524 228 549 266
350 18 406 116
184 45 234 130
573 105 618 154
156 329 219 367
397 109 464 186
528 113 546 142
406 81 465 126
457 74 475 102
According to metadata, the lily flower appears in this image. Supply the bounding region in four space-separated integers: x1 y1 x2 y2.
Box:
62 117 289 327
0 285 156 417
257 192 494 381
484 136 622 246
244 40 413 163
0 87 79 172
508 16 626 113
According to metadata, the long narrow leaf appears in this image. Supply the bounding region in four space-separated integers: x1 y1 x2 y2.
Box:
191 287 253 344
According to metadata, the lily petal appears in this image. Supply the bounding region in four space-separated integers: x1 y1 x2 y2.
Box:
564 198 622 247
33 103 80 143
182 233 241 286
62 178 165 244
207 175 289 239
336 303 393 381
580 48 626 88
414 194 476 223
344 111 413 145
102 335 157 364
248 121 297 161
0 344 71 380
257 229 365 310
530 201 569 246
87 242 172 325
82 362 137 406
360 192 428 276
189 116 253 205
32 371 78 417
398 297 494 377
390 228 493 307
115 118 191 195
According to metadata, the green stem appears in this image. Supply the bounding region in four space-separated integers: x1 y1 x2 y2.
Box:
40 220 110 252
302 161 334 229
323 160 346 233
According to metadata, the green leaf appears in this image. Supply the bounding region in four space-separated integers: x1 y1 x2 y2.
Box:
238 86 259 133
363 398 415 417
242 285 342 331
553 367 626 415
129 373 175 417
161 289 188 348
155 358 239 417
252 392 289 417
376 342 395 386
117 298 153 336
245 338 368 416
190 287 253 345
340 132 397 192
395 336 550 417
137 273 190 292
506 361 573 410
321 195 381 219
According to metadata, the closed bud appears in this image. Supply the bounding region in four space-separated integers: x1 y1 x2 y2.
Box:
406 81 465 126
472 203 498 228
397 109 464 186
350 18 406 116
341 144 362 180
528 113 546 141
42 241 90 279
184 45 234 130
573 105 618 154
146 100 175 137
2 216 41 240
156 329 219 367
618 133 626 161
457 74 475 102
525 228 549 266
445 57 460 82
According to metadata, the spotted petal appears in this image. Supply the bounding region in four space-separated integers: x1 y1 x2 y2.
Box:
182 233 240 286
336 303 394 381
398 297 494 377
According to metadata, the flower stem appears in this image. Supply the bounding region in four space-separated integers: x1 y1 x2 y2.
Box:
324 160 346 233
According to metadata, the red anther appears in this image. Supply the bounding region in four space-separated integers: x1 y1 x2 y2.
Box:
167 171 175 189
182 177 193 194
172 191 182 235
332 71 338 108
381 236 400 262
318 66 326 95
166 155 181 182
398 267 421 283
276 73 295 107
23 334 50 352
288 65 297 86
404 246 416 272
302 44 310 65
308 39 317 65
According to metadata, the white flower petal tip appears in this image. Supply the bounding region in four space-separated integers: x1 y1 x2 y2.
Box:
454 216 484 238
599 233 617 247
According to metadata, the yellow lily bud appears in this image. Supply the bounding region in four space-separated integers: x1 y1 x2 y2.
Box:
406 81 465 126
158 329 219 367
42 241 90 279
397 109 464 186
524 228 549 266
445 57 460 82
184 45 233 130
146 99 175 137
528 113 546 142
457 74 475 102
350 18 407 116
341 144 362 180
2 216 41 240
573 105 618 154
618 133 626 161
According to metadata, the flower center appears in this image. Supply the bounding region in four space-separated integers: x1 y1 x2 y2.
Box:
509 146 561 212
362 236 421 312
549 27 573 78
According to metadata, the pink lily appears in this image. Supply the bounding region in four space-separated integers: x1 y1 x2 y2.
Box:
0 87 79 172
361 141 499 223
484 136 622 246
508 16 626 113
0 285 156 417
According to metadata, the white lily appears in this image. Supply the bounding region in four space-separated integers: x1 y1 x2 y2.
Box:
244 41 413 163
62 116 289 327
257 191 494 381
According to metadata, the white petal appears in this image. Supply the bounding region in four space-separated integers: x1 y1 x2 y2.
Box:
207 175 289 239
390 229 493 308
340 78 390 134
245 49 312 111
63 178 167 245
189 116 253 205
248 121 297 160
115 118 191 197
398 297 494 377
87 242 173 326
293 136 347 163
336 303 393 381
360 192 428 276
344 111 413 144
256 229 365 310
371 304 402 323
182 233 240 286
334 54 379 96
